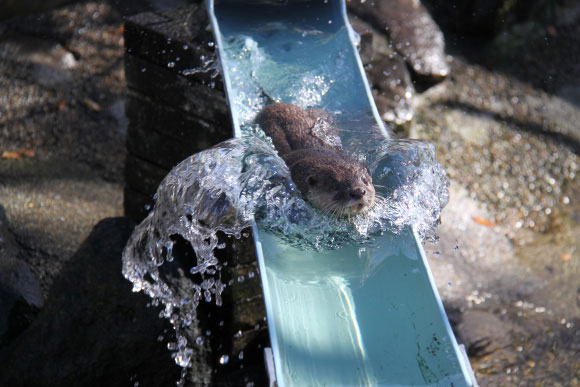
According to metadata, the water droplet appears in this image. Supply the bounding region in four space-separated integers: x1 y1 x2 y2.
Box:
219 354 229 365
167 62 176 68
238 351 244 360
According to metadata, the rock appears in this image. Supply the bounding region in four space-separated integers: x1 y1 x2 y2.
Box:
123 3 232 221
424 183 537 304
421 0 505 36
367 52 414 126
0 205 43 343
349 18 415 129
455 310 513 358
0 34 78 69
0 217 185 387
423 0 580 36
348 0 449 83
0 0 73 20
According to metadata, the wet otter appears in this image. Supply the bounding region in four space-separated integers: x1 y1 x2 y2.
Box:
255 103 375 215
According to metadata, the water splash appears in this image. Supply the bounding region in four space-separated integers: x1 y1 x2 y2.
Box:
123 16 449 375
123 133 448 368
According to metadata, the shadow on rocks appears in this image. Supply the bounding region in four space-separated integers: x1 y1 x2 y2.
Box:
0 217 182 387
0 205 43 346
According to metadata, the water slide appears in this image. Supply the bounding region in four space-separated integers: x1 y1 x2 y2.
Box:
207 1 476 385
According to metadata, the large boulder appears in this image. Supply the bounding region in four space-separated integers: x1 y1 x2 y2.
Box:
0 217 184 386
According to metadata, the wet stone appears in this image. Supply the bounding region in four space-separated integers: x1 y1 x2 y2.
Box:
123 3 233 222
348 0 449 82
367 51 414 126
124 4 221 86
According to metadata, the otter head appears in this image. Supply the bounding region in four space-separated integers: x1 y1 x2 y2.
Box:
284 148 375 216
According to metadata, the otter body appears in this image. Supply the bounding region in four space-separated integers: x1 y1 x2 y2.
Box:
255 103 375 215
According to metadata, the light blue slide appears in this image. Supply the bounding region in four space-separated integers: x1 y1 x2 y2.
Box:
207 1 476 385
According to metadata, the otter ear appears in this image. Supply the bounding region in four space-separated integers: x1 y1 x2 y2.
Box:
307 176 318 186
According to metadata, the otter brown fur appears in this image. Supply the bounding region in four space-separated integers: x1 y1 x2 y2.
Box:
255 103 375 215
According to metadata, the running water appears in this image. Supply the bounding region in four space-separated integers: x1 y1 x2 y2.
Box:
122 135 448 369
122 25 449 373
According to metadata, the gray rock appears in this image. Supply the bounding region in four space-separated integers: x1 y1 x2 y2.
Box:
0 217 184 387
456 310 514 358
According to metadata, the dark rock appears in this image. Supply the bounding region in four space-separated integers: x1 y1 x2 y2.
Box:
348 0 449 83
0 217 184 387
0 205 43 343
0 0 73 20
422 0 505 36
123 3 233 222
139 229 269 386
348 17 415 128
422 0 578 37
0 35 77 86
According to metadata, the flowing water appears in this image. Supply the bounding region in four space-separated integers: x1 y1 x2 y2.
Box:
122 135 448 370
122 3 452 380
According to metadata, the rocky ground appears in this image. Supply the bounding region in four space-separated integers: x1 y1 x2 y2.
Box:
0 0 578 386
415 14 580 385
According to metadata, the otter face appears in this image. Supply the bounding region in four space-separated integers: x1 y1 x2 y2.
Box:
284 148 375 216
303 164 375 216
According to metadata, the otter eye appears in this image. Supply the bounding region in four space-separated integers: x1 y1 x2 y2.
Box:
362 177 370 185
307 176 318 186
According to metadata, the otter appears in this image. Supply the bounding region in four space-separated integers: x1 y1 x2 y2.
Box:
255 103 375 215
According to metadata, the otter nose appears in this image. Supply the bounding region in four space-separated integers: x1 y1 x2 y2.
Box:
350 188 366 200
